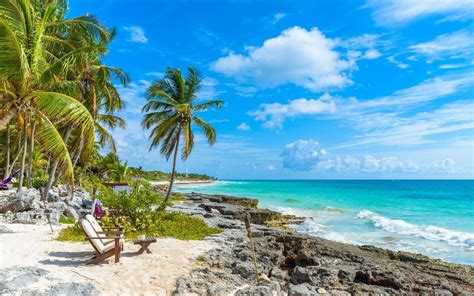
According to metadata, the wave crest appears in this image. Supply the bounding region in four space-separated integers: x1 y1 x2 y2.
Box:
357 210 474 250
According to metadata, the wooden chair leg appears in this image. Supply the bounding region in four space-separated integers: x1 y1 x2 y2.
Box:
87 249 115 264
114 238 120 263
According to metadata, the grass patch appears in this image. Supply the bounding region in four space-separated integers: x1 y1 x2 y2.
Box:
59 215 76 224
170 193 186 203
56 224 85 242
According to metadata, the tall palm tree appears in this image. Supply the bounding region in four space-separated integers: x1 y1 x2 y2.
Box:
142 67 223 206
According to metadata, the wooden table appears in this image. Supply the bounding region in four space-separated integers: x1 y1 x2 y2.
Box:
132 237 157 254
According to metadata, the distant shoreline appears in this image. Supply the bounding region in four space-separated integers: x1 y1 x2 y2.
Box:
149 179 215 186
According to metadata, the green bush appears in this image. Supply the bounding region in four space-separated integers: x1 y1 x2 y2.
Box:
59 215 76 224
98 183 222 240
32 178 48 189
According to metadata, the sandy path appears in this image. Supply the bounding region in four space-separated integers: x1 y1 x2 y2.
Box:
0 222 213 295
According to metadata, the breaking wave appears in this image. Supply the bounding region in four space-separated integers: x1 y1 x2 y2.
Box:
357 210 474 250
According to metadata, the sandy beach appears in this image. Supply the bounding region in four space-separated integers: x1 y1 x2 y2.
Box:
0 222 213 295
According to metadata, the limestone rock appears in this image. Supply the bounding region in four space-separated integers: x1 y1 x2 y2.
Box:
49 201 67 213
65 206 80 221
0 189 39 213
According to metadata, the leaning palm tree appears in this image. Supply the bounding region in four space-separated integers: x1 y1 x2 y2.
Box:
142 67 223 206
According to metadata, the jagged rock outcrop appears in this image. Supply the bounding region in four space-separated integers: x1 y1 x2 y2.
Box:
172 193 474 295
0 187 92 224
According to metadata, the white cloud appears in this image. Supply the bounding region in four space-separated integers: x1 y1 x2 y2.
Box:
340 34 384 60
273 13 287 24
365 0 473 25
282 140 329 170
410 30 474 61
363 49 382 59
387 55 409 69
196 78 224 101
342 100 474 148
212 26 355 92
115 80 150 115
237 122 251 131
249 93 337 128
347 73 473 110
439 63 468 69
282 139 460 173
123 26 148 43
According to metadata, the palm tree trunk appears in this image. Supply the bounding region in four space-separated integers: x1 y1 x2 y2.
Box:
42 126 73 233
27 120 36 188
17 119 28 193
72 136 84 169
162 129 181 207
4 125 10 179
8 135 23 177
46 155 50 171
43 126 73 200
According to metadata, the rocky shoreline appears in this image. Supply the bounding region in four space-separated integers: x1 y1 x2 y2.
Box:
170 192 474 295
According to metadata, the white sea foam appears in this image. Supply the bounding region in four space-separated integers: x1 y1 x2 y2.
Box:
291 218 352 244
357 210 474 250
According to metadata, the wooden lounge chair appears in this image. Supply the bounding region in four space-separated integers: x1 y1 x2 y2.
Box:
80 218 122 264
85 214 124 249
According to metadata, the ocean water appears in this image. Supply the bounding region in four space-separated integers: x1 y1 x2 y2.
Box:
175 180 474 266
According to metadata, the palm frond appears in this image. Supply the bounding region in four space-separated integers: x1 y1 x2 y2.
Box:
193 115 216 145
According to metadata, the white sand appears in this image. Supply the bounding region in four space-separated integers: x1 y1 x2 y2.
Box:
0 222 213 295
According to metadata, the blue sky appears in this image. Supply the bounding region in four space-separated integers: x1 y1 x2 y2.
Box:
70 0 474 179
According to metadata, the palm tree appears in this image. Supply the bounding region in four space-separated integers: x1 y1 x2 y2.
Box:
0 0 112 193
142 67 223 206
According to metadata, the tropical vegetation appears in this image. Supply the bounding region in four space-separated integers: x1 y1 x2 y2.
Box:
0 0 127 195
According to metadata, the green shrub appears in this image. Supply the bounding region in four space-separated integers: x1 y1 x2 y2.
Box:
97 183 222 240
56 223 84 242
32 178 48 189
59 215 76 224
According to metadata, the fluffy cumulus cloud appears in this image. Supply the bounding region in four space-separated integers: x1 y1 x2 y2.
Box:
282 139 459 174
212 26 354 92
123 26 148 43
249 93 337 128
365 0 474 25
282 140 329 170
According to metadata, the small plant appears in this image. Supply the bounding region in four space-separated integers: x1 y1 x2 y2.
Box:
56 223 84 242
59 215 76 224
31 178 48 189
196 255 207 263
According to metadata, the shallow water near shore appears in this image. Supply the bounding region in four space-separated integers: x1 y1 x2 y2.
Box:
175 180 474 266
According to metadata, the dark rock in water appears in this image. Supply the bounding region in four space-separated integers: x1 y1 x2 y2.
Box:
189 193 295 226
172 192 474 295
190 192 259 209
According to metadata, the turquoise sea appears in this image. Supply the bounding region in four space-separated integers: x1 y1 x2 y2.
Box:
175 180 474 265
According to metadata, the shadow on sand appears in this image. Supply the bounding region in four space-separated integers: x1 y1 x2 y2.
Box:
39 251 139 266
